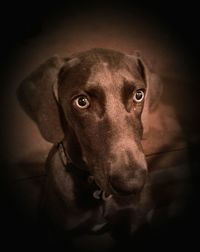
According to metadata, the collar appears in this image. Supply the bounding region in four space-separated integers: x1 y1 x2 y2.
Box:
57 142 112 201
57 142 89 179
57 142 71 167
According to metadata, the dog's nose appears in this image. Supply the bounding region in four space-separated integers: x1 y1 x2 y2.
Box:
108 169 147 195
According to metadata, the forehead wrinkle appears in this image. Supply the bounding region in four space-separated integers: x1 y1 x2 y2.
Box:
116 68 142 83
86 61 138 91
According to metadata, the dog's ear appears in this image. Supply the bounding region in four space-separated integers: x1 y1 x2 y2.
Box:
128 52 163 138
17 56 67 143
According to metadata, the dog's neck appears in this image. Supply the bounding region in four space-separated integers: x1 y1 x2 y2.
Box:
57 142 72 167
57 142 112 200
57 142 90 178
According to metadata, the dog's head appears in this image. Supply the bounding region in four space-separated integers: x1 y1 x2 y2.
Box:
18 48 162 196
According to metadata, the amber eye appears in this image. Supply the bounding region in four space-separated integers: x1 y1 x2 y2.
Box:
74 95 90 109
133 90 145 102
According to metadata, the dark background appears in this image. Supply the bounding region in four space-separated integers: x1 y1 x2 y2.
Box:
1 1 200 251
0 1 200 68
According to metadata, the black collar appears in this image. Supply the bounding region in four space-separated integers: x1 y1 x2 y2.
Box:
57 142 89 178
57 142 112 201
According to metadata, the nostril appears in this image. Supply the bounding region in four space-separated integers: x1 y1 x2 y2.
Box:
108 170 146 195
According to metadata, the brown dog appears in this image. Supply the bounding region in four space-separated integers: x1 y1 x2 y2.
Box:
17 48 162 239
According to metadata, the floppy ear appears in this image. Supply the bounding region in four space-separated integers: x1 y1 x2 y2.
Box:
130 52 163 139
17 56 67 143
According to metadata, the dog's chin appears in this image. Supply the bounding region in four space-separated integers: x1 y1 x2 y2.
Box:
93 178 143 203
90 169 146 201
110 190 143 206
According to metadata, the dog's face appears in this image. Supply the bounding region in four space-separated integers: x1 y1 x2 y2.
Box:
18 48 162 197
58 49 147 195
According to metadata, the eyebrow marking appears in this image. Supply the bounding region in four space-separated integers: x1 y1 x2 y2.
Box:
121 80 146 109
66 58 80 68
86 63 114 89
85 86 105 99
123 80 136 93
121 81 135 107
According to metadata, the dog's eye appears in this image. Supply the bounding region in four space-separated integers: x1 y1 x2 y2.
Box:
74 95 90 109
133 90 145 102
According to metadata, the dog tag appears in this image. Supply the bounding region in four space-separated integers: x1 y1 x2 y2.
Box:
91 222 108 232
102 191 112 201
93 190 102 199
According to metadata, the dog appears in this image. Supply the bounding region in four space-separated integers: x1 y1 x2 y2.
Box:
17 48 162 241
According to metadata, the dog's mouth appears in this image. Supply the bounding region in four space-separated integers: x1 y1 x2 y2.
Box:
88 175 142 201
87 175 112 200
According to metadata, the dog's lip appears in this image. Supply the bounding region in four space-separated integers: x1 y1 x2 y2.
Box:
88 176 112 199
107 181 143 199
88 176 139 199
109 187 135 197
110 183 135 195
88 175 105 190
